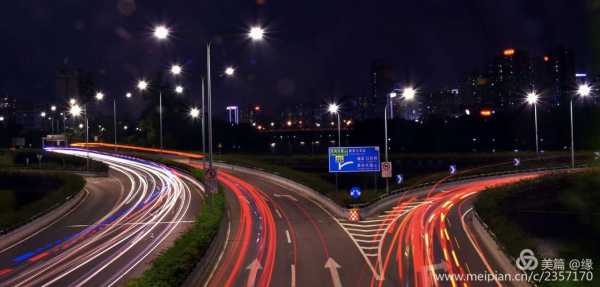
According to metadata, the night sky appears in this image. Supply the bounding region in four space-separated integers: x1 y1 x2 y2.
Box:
0 0 591 114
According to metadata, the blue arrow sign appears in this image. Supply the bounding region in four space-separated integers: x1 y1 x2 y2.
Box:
395 174 404 185
513 158 521 167
349 186 362 199
328 147 381 173
449 165 457 175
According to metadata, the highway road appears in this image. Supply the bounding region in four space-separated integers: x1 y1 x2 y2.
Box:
0 148 205 287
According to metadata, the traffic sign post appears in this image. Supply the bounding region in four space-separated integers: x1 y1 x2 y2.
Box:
449 165 457 175
381 162 392 178
349 186 361 200
328 147 381 173
395 174 404 185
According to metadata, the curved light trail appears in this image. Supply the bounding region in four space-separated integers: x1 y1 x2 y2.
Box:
0 148 204 287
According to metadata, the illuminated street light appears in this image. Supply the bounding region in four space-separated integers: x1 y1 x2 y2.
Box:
569 83 593 168
389 92 398 98
137 80 148 91
0 116 4 122
69 98 77 105
175 85 184 94
577 83 591 97
40 112 46 117
402 87 416 101
126 92 132 98
327 103 340 114
526 91 539 105
189 107 200 118
50 105 57 112
69 104 83 117
525 91 540 154
225 66 235 77
153 25 170 40
95 92 104 101
170 64 182 76
248 26 265 41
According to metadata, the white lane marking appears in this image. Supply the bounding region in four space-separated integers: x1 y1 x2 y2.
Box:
285 230 292 244
291 264 296 287
275 209 283 219
66 220 194 228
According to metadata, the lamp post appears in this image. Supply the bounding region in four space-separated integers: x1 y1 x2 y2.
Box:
69 103 89 169
328 103 341 193
383 86 416 194
206 25 265 171
571 83 592 168
526 91 540 155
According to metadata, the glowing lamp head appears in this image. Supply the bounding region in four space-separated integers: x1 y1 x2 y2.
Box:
526 91 539 105
577 84 591 97
126 92 132 98
50 105 57 111
40 112 46 117
95 92 104 101
174 85 184 94
69 98 77 105
225 66 235 76
189 107 200 118
389 92 398 98
137 80 148 91
170 64 182 76
153 25 170 40
248 26 265 41
402 87 416 101
69 104 83 117
328 103 339 114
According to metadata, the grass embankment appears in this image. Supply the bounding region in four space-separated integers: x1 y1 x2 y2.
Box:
0 149 108 172
0 170 85 233
127 156 224 287
476 170 599 286
216 152 595 206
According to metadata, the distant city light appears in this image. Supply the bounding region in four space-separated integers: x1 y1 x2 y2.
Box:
0 116 4 122
287 120 292 127
465 109 471 115
123 125 128 130
225 66 235 76
50 105 57 111
575 73 587 78
503 48 515 56
69 98 77 105
543 56 549 62
95 92 104 101
153 25 170 40
126 92 132 98
480 109 493 117
254 105 261 111
40 112 46 117
389 92 397 98
577 83 591 97
270 122 275 127
78 123 84 129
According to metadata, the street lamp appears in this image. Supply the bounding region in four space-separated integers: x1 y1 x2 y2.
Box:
205 25 265 172
328 102 342 194
383 87 416 194
189 107 200 118
40 112 46 118
153 25 170 41
224 66 235 77
248 26 265 41
95 92 104 101
50 105 57 112
126 92 132 99
570 83 593 168
137 80 149 91
525 91 540 154
69 98 77 105
170 64 182 76
175 85 184 94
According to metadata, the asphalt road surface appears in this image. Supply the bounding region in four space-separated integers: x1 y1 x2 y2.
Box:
0 148 205 287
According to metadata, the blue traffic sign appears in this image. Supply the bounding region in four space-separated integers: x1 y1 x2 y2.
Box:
449 165 457 175
349 186 362 199
395 174 404 185
328 147 381 173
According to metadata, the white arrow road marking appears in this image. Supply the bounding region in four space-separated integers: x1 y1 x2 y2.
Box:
324 258 343 287
246 259 262 287
338 161 354 170
273 193 298 201
285 230 292 244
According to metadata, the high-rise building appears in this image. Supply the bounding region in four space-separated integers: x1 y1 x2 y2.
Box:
56 66 80 101
361 61 396 119
226 106 239 125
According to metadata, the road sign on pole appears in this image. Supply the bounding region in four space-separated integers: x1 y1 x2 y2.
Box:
349 186 361 199
395 174 404 185
449 165 457 175
381 161 392 178
328 147 381 173
513 158 521 167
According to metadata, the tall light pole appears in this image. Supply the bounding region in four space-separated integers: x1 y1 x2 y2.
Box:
153 25 170 148
383 86 416 194
526 91 540 155
328 103 341 194
201 76 206 154
69 103 89 169
571 83 592 168
206 25 265 171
